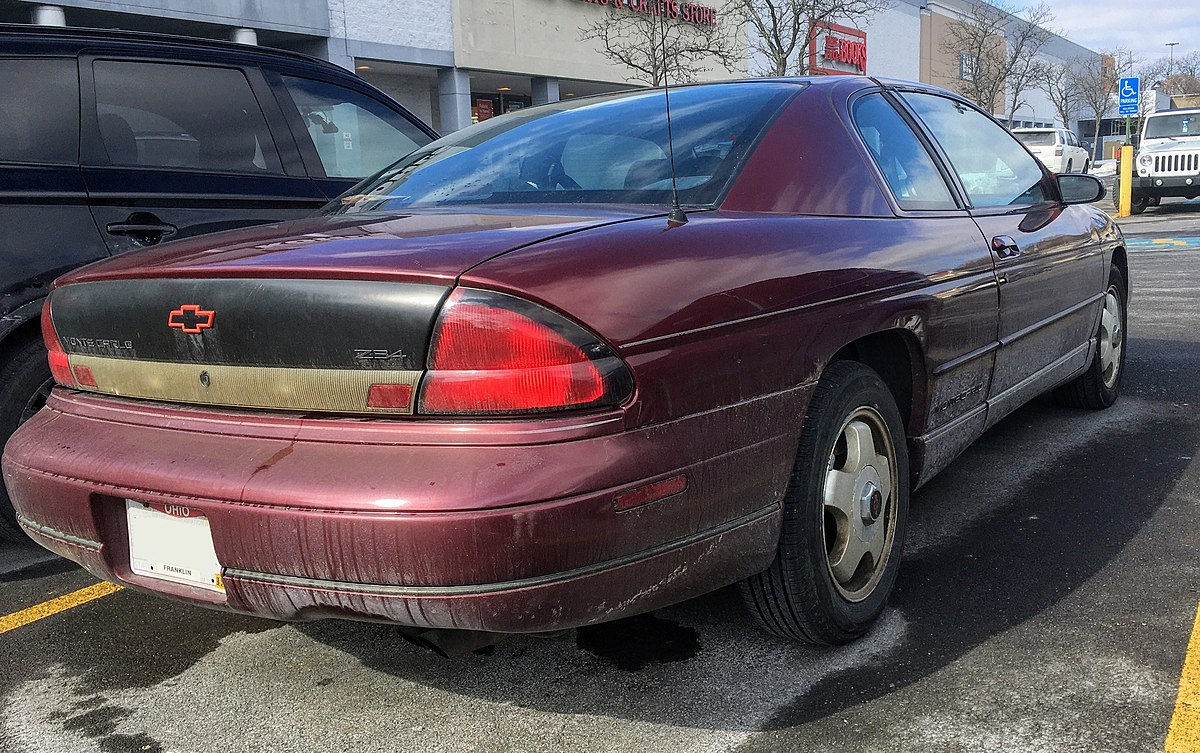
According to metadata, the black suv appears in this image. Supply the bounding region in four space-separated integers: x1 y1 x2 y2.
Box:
0 25 437 539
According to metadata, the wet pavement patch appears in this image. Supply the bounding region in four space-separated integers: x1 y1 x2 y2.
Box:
576 613 701 671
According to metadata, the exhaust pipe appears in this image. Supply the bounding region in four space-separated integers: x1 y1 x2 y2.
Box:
398 628 508 658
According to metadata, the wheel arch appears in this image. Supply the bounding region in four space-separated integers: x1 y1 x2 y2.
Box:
829 327 928 440
1111 245 1129 298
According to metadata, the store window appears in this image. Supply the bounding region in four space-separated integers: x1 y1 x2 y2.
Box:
0 58 78 164
282 76 427 179
959 53 976 82
93 61 282 173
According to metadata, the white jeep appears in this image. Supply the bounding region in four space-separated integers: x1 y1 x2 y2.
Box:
1118 108 1200 214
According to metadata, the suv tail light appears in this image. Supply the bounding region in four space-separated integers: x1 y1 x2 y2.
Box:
41 297 77 388
418 288 633 415
1055 146 1063 156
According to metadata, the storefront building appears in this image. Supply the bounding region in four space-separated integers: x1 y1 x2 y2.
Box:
2 0 1096 135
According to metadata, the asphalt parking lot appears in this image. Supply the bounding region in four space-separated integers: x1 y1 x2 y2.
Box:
4 202 1200 753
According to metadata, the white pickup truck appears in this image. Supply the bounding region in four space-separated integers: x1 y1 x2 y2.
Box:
1118 108 1200 214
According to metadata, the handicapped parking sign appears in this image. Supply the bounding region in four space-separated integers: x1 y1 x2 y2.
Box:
1118 77 1140 116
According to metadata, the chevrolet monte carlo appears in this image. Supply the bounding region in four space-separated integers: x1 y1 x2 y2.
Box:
2 77 1125 646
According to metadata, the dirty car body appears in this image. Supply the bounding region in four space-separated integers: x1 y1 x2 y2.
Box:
2 77 1126 642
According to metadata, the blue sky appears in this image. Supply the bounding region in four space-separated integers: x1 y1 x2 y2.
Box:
1038 0 1199 67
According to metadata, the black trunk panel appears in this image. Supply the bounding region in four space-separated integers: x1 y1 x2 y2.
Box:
51 279 447 371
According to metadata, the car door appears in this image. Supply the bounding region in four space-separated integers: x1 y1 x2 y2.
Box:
0 56 109 311
899 91 1105 427
80 55 327 256
265 71 435 200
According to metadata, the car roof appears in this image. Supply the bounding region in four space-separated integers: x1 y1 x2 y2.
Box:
1148 108 1200 116
0 23 333 70
1012 128 1060 132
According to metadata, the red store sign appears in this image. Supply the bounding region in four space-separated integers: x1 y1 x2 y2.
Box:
808 21 867 75
579 0 718 28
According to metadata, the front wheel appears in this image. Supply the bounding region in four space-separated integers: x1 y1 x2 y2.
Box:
1053 265 1127 409
741 361 909 645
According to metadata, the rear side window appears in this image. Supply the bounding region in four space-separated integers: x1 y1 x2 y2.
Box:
280 77 428 179
903 93 1047 208
0 58 78 164
92 61 283 174
853 93 956 211
1014 131 1055 147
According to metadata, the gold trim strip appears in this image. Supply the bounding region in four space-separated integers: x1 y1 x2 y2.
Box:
68 355 420 415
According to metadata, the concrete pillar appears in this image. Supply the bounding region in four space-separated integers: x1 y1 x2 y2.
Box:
230 28 259 45
438 68 473 133
31 5 66 26
531 77 560 106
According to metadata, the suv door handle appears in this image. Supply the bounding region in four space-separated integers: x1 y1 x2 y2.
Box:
991 235 1021 259
106 213 177 245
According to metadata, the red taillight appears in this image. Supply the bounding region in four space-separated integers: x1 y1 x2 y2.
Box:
1055 147 1064 156
41 298 76 388
418 289 632 415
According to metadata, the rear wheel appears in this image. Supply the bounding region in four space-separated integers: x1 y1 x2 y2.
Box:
1083 158 1091 174
1066 159 1074 173
0 334 53 541
741 361 909 645
1130 192 1149 214
1053 265 1126 409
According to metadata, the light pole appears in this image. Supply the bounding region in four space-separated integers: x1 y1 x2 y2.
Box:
1166 42 1179 76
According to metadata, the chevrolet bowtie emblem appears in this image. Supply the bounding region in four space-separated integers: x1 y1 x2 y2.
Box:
168 304 216 334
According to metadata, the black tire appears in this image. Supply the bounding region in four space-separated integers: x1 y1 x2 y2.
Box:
1066 159 1073 173
1130 193 1149 215
1053 265 1127 410
741 361 909 645
1083 159 1091 174
0 334 53 541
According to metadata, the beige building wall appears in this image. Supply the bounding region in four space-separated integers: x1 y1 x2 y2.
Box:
920 9 1003 114
453 0 744 84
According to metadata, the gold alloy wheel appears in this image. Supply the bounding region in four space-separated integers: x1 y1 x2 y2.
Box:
822 406 899 603
1099 285 1124 389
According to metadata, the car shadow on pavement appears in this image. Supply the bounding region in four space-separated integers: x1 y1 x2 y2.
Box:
298 336 1197 735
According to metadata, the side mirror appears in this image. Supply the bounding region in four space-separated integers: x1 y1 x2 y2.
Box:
1058 173 1105 205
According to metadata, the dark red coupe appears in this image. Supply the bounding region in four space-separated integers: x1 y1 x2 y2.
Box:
2 76 1125 646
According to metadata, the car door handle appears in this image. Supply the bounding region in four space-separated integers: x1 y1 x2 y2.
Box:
106 213 178 245
991 235 1021 259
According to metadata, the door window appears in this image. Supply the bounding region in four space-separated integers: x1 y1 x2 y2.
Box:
92 61 283 174
852 93 957 211
902 93 1047 208
0 58 78 164
280 77 428 180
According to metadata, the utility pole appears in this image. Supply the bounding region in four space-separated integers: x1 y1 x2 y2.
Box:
1166 42 1179 75
1161 41 1180 76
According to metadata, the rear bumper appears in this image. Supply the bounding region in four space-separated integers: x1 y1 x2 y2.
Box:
3 389 803 632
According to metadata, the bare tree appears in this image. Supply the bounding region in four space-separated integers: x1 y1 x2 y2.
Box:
941 0 1054 121
579 1 740 86
1073 49 1130 161
737 0 890 77
1038 58 1082 127
1000 3 1054 124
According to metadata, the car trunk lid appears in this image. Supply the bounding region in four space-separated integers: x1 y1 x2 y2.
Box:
46 207 658 415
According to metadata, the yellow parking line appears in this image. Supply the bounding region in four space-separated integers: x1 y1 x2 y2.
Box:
0 581 121 635
1167 600 1200 752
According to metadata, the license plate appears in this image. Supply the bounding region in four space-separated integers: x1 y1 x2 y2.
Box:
126 500 224 593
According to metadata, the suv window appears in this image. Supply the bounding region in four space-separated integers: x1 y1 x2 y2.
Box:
904 93 1047 208
280 77 427 180
853 93 957 211
92 61 283 174
0 58 78 164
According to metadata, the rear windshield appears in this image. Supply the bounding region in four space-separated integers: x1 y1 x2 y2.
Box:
1014 131 1056 146
1145 113 1198 139
326 83 798 213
